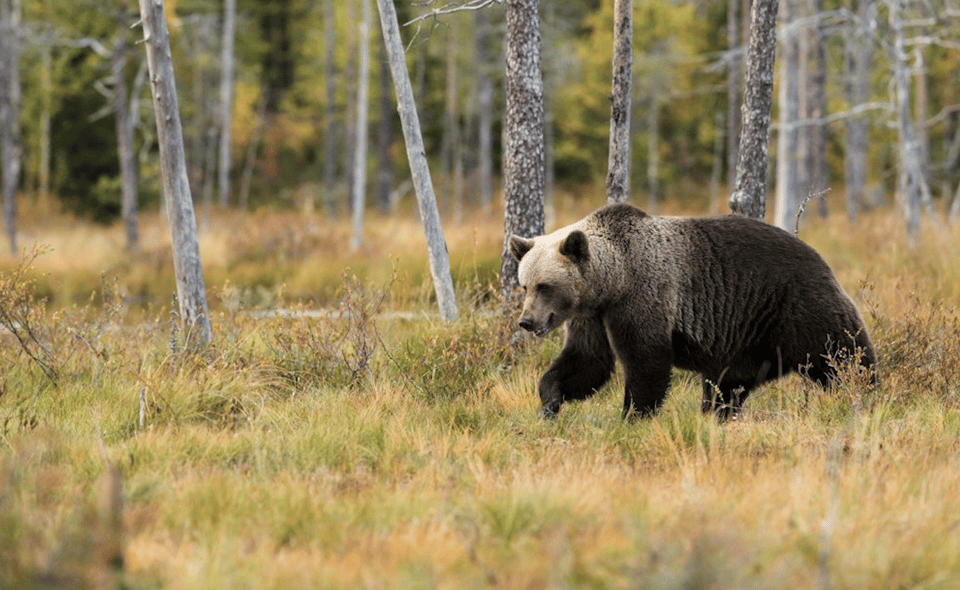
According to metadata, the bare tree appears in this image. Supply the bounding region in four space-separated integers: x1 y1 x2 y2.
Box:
1 0 21 255
843 0 874 222
114 0 139 251
217 0 236 209
350 0 372 252
139 0 212 347
726 0 742 191
475 6 495 215
887 0 932 244
774 0 800 231
730 0 780 219
375 35 394 214
375 0 458 321
324 0 338 216
501 0 545 298
807 0 828 218
606 0 632 204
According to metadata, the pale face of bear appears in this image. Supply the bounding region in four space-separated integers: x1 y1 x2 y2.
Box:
509 230 590 337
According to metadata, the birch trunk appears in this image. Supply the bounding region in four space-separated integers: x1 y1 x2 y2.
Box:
843 0 874 221
475 7 494 215
888 0 931 244
606 0 632 204
726 0 741 189
350 0 371 252
323 0 338 217
501 0 545 298
114 1 139 251
730 0 779 219
1 0 21 255
139 0 212 347
375 0 458 321
217 0 236 209
774 0 799 231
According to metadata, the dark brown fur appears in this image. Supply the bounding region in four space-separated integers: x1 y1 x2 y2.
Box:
510 203 876 419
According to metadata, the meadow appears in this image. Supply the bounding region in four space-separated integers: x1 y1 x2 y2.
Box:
3 196 960 590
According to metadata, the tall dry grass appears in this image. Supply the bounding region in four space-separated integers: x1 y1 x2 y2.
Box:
3 202 960 589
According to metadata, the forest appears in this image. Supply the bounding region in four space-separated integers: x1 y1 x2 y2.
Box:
4 0 960 588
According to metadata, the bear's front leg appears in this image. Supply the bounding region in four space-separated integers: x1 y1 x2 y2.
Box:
621 363 673 418
538 318 615 417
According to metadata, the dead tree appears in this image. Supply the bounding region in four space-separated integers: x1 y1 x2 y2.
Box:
375 0 458 321
139 0 213 346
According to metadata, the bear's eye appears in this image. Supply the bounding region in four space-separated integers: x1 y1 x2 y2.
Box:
536 283 551 294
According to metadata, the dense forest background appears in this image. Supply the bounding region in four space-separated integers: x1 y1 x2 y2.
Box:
3 0 960 227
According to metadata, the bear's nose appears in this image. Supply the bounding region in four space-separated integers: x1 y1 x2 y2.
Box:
518 318 535 332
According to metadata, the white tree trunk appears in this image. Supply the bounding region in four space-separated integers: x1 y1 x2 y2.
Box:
774 0 799 231
350 0 371 252
217 0 236 209
115 1 139 251
375 0 458 321
843 0 874 222
139 0 212 347
1 0 21 255
606 0 632 204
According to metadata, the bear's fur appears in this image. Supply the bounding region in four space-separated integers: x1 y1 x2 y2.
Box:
509 203 876 419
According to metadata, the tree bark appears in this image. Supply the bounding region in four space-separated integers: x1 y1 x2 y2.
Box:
774 0 799 231
217 0 236 209
139 0 212 347
843 0 874 222
350 0 371 252
1 0 21 255
808 0 828 217
501 0 546 298
114 0 139 251
726 0 741 191
475 7 494 215
888 0 931 245
730 0 779 220
375 34 393 214
606 0 632 204
375 0 458 321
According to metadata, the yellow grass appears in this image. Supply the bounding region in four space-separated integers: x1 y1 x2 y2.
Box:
3 200 960 589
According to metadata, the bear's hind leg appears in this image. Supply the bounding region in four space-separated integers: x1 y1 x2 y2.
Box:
538 318 615 417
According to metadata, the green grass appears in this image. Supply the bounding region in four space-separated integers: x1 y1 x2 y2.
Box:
3 204 960 589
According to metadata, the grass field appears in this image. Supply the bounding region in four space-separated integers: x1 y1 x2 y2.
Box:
3 199 960 589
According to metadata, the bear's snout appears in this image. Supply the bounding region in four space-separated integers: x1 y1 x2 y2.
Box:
518 312 554 337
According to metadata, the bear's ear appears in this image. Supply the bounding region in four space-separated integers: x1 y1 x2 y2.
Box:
509 235 535 261
559 230 589 264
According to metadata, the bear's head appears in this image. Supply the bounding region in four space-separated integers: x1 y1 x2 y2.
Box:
509 229 590 337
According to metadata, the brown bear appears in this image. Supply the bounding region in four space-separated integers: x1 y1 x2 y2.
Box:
509 203 876 419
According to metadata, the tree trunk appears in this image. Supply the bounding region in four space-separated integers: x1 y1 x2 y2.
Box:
843 0 874 222
114 0 139 251
323 0 338 217
808 0 828 217
726 0 741 191
375 34 393 214
350 0 371 252
501 0 546 298
1 0 21 255
647 96 660 215
38 26 52 204
375 0 458 321
139 0 212 347
888 0 931 244
774 0 799 231
729 0 779 220
606 0 632 204
217 0 236 209
475 7 494 216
